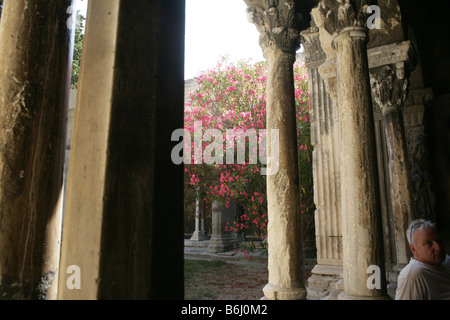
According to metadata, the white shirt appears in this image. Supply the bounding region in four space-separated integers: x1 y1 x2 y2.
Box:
395 254 450 300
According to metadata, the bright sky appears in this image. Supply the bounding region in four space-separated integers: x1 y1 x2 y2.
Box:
74 0 88 16
185 0 265 80
74 0 280 80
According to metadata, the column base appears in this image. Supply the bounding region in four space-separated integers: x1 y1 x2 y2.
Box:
386 264 407 299
306 264 343 300
234 231 246 242
338 292 391 300
263 283 307 300
190 231 209 241
207 238 236 253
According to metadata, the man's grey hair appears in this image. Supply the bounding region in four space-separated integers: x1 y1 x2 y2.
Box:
406 219 437 246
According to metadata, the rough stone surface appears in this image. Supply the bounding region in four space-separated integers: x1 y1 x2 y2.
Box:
262 47 306 300
58 0 185 300
0 0 72 300
334 28 388 298
208 202 238 253
245 0 316 300
370 62 416 267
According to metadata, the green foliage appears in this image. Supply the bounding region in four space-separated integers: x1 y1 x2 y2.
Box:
71 15 85 89
184 57 315 244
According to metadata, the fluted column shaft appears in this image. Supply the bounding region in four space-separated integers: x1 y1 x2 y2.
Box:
317 0 389 299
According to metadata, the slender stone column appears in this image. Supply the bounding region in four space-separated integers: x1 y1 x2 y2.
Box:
245 0 313 300
190 190 208 241
370 62 416 268
57 0 185 299
318 0 388 299
0 0 74 300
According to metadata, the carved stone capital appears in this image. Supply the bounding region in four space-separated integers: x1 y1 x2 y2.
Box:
312 40 417 109
367 41 417 70
318 0 373 35
245 0 311 55
300 26 327 65
370 65 409 115
369 41 418 114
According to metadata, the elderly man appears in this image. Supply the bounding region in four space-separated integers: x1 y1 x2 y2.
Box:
395 219 450 300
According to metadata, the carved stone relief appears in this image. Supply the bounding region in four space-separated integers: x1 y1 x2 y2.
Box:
318 0 372 35
245 0 304 54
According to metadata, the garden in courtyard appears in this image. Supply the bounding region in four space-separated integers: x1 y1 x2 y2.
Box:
182 56 314 299
183 56 314 247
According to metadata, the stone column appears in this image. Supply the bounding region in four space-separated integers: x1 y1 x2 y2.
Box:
370 61 416 268
402 88 435 220
318 0 388 299
57 0 185 299
208 201 237 253
0 0 74 300
301 24 343 299
245 0 312 300
190 190 208 241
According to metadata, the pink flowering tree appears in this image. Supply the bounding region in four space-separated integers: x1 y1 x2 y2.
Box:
294 61 315 237
183 57 313 243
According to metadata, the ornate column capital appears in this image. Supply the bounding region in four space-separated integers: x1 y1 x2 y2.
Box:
245 0 313 56
300 25 327 66
318 0 374 36
318 60 338 101
370 64 409 114
369 41 418 114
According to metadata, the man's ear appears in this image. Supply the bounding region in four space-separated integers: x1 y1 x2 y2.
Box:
410 244 416 255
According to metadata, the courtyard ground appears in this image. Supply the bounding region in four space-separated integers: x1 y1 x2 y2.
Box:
184 259 268 300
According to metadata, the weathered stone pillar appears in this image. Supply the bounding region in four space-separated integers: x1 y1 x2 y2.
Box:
245 0 312 300
318 0 388 299
57 0 185 299
190 190 208 241
301 24 344 300
0 0 74 300
402 87 435 220
208 201 237 253
370 58 416 268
